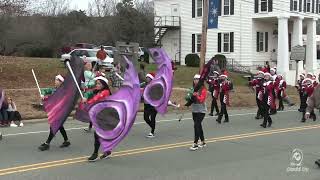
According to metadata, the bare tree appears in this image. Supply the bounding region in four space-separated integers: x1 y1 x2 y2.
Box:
0 0 30 15
31 0 71 16
87 0 118 17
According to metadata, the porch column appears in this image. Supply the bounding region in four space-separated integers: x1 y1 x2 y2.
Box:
306 18 318 73
292 16 304 71
277 16 290 75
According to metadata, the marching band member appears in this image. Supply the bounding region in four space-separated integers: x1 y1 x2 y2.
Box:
260 73 274 128
189 74 207 151
296 74 305 112
249 71 265 119
216 74 231 124
207 71 220 116
80 76 112 162
301 78 316 122
38 75 70 151
143 73 158 138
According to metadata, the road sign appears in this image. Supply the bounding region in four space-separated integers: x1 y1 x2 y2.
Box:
290 45 306 61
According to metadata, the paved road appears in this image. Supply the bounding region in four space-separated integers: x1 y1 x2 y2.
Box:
1 108 320 180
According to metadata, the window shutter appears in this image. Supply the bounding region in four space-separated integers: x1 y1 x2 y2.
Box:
268 0 273 12
317 0 319 13
218 1 221 16
304 0 307 12
230 0 234 15
265 32 268 52
218 33 222 52
192 0 195 18
192 34 195 53
313 0 315 12
299 0 302 11
255 0 259 13
230 32 234 52
290 0 293 11
257 32 260 52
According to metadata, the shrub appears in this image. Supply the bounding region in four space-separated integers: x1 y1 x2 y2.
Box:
185 54 200 67
25 47 54 58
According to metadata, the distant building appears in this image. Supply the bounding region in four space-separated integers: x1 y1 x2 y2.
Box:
154 0 320 85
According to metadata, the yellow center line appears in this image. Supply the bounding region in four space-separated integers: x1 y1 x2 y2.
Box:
0 124 319 176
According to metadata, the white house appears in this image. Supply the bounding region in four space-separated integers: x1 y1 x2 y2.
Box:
154 0 320 85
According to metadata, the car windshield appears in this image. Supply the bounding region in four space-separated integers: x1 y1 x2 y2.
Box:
104 46 113 50
87 51 97 57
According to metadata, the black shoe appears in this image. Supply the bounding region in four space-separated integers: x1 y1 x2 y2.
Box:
255 115 262 120
208 113 213 116
38 143 50 151
260 124 266 128
298 108 302 112
301 119 306 123
315 159 320 167
215 112 220 116
216 116 222 124
267 122 272 127
88 153 99 162
312 115 317 121
60 141 71 148
100 151 112 160
223 119 229 123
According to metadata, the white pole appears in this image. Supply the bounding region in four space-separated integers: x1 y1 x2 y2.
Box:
65 61 84 99
115 72 124 81
32 69 42 97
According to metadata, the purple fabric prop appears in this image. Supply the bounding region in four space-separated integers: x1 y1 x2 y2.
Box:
75 103 93 123
0 89 4 109
44 57 84 134
143 48 173 115
89 56 140 153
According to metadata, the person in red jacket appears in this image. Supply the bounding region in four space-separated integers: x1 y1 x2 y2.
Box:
207 71 220 116
80 76 112 162
216 74 231 124
249 71 265 119
260 73 274 128
189 74 208 151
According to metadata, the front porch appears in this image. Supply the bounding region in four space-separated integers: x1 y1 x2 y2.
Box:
253 15 319 85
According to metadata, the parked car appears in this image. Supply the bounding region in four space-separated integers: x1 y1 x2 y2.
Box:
103 46 115 58
60 49 113 69
61 43 97 54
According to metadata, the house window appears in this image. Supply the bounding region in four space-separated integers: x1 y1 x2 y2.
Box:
307 0 311 12
224 0 230 15
223 33 230 52
293 0 298 11
259 32 264 51
197 0 203 17
196 34 202 52
261 0 268 12
218 32 234 53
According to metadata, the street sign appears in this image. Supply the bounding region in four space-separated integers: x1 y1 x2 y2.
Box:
290 45 306 61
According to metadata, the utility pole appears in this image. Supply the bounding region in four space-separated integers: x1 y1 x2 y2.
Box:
199 0 209 73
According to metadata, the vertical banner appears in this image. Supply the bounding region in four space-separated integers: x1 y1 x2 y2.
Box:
208 0 220 29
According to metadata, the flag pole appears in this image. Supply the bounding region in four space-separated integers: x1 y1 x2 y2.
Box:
199 0 209 73
32 69 42 97
65 61 84 99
